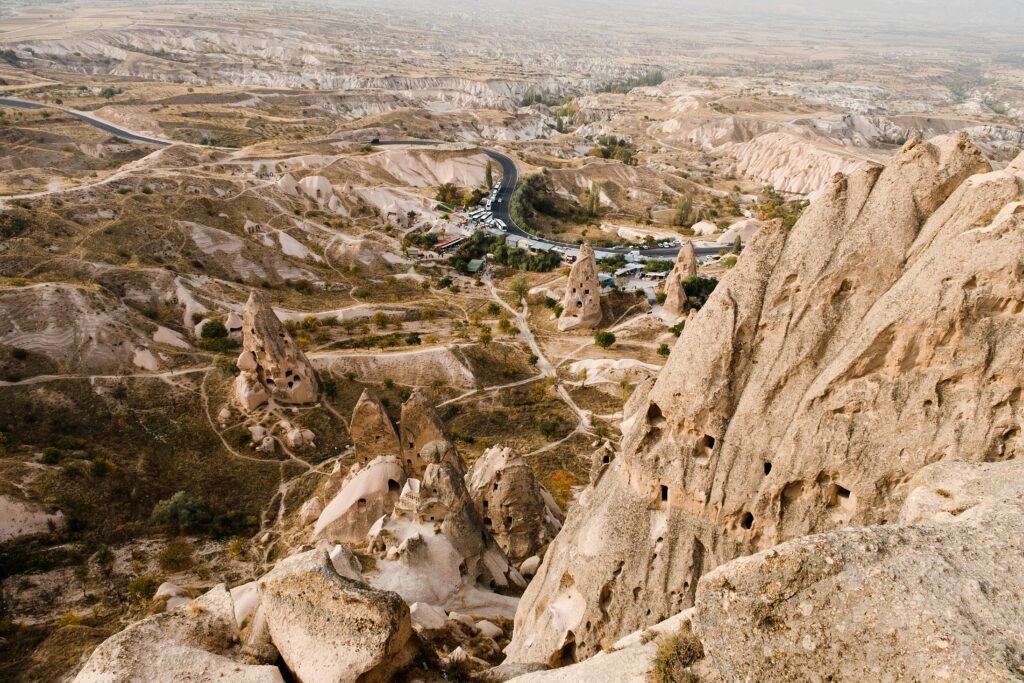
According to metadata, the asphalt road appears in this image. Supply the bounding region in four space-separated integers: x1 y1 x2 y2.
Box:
375 140 722 258
1 97 182 146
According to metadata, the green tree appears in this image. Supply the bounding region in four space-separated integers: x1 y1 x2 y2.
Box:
200 319 228 339
657 343 671 357
733 235 743 253
484 160 493 189
673 193 695 227
594 330 616 348
510 275 530 302
588 181 600 217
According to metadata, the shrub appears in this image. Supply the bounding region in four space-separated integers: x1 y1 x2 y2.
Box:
200 319 228 339
151 491 210 533
90 457 116 477
41 447 63 464
487 303 501 316
669 321 686 337
653 630 704 683
214 355 238 375
128 574 160 602
657 343 671 357
158 538 195 572
528 354 539 365
111 384 128 400
594 330 616 348
10 347 28 360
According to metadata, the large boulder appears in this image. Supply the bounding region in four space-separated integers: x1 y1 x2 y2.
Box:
235 291 318 410
311 455 406 546
506 135 1022 665
465 445 564 564
350 389 401 464
558 243 602 332
695 459 1024 682
74 585 283 683
257 548 416 683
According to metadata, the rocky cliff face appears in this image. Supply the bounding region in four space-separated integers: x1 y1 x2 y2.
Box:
505 134 1024 665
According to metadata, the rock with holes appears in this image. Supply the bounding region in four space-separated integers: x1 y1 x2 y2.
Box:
258 548 417 683
363 461 520 618
465 445 564 565
506 136 1024 665
558 243 603 332
74 585 283 683
351 389 401 464
695 459 1024 682
662 241 698 318
234 290 318 410
399 390 464 477
311 455 406 546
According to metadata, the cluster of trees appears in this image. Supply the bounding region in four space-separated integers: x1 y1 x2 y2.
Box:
520 91 568 107
756 186 809 228
151 490 254 537
588 135 637 165
681 275 719 309
452 232 562 273
597 69 665 94
436 182 486 209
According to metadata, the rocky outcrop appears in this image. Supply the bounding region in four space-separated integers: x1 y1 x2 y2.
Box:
350 389 401 464
695 459 1024 682
399 389 463 476
506 135 1022 665
465 445 564 564
364 461 521 617
257 548 417 683
558 244 602 332
74 585 283 683
312 455 407 546
235 291 318 410
662 241 697 318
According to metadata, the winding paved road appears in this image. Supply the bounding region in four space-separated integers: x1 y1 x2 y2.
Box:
1 96 197 146
375 140 720 258
0 97 722 259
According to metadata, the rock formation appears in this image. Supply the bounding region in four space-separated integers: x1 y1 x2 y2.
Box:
505 135 1023 665
558 243 602 332
312 455 407 546
695 458 1024 682
235 291 319 410
257 548 417 683
350 389 401 464
363 460 522 616
465 445 564 564
74 585 283 683
399 389 463 476
661 241 697 317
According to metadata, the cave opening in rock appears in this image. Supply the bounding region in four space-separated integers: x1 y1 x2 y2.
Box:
763 461 773 475
387 479 400 493
741 512 754 529
661 485 669 502
704 434 716 450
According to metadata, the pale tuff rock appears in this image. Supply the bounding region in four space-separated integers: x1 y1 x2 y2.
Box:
465 445 564 564
506 135 1021 665
74 585 283 683
351 389 401 464
716 218 762 246
257 548 416 683
311 455 406 545
410 602 448 631
695 459 1024 682
662 241 697 317
364 461 521 617
502 612 709 683
558 243 602 332
234 291 318 410
399 389 464 476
